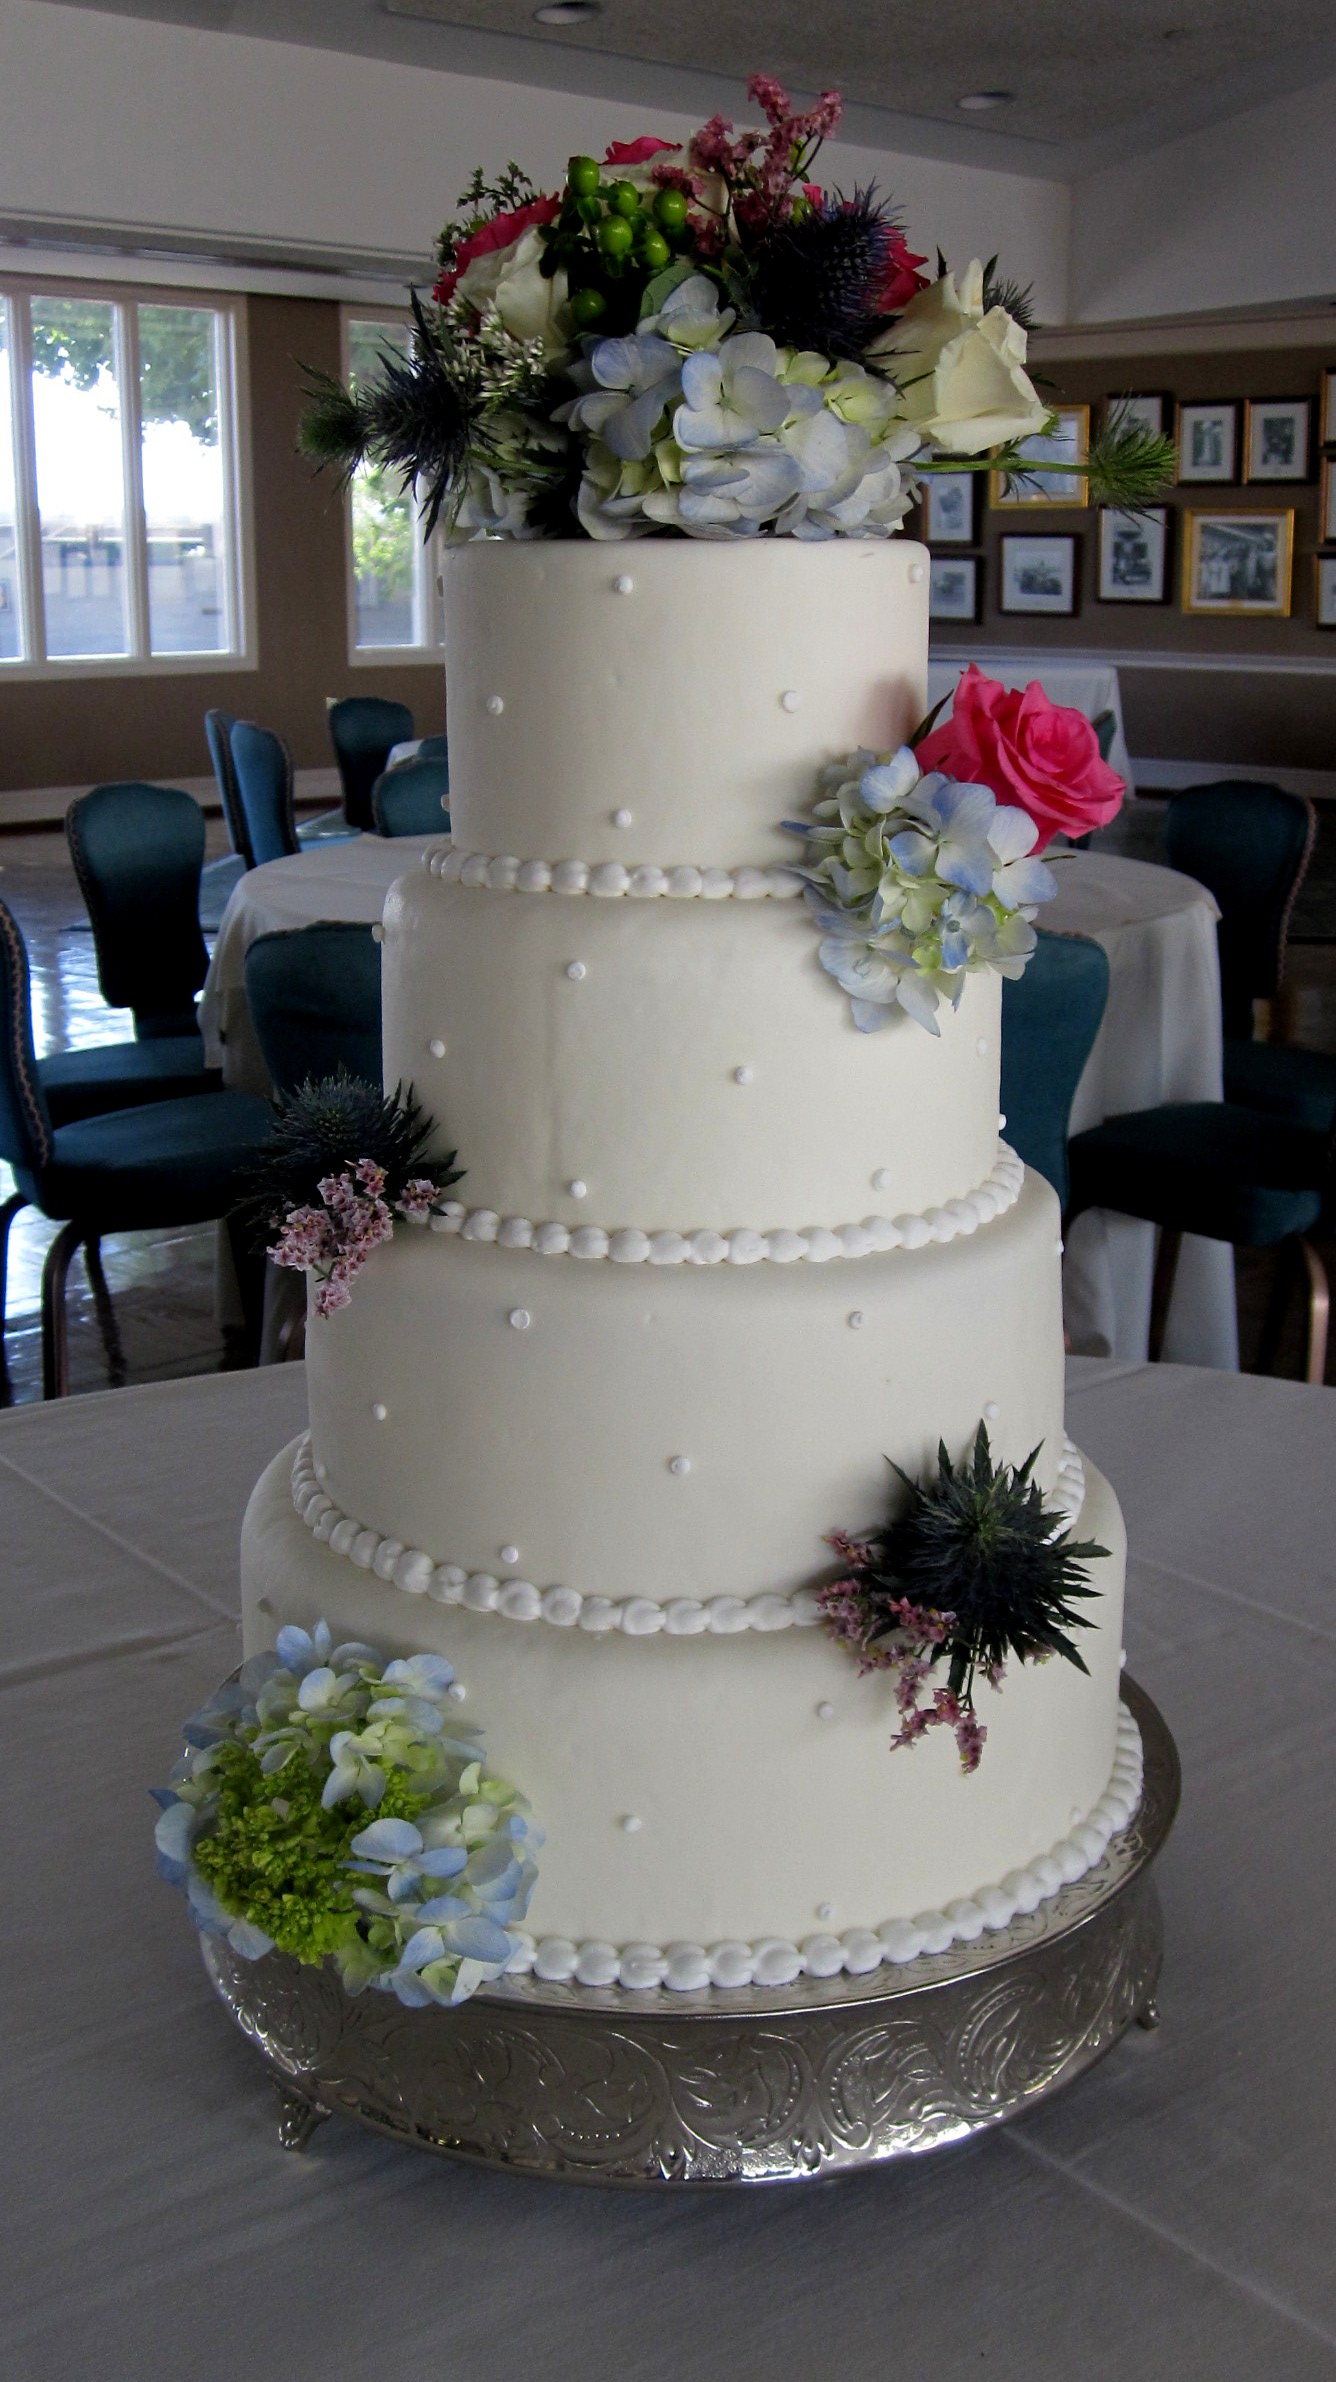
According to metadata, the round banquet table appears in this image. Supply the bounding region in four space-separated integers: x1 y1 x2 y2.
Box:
200 841 1234 1369
2 1355 1333 2380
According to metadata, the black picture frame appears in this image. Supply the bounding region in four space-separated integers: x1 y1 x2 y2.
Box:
1097 506 1171 604
999 533 1079 617
1176 400 1240 485
1243 398 1312 484
922 470 980 544
929 553 983 623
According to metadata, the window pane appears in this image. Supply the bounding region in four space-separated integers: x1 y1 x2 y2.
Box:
348 318 420 649
30 296 129 658
139 304 229 654
0 300 22 661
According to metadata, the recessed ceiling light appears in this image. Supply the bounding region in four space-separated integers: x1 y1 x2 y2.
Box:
534 0 602 20
956 90 1014 111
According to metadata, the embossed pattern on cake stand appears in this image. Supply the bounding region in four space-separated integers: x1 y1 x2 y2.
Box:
201 1678 1178 2188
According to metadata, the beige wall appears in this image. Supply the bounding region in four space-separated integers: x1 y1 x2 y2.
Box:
0 294 445 795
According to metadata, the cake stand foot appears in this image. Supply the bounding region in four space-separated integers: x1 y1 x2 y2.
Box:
275 2086 329 2151
1135 1996 1161 2032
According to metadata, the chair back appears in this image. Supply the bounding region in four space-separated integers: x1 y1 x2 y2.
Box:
415 734 449 762
230 721 299 867
1091 709 1117 764
328 696 415 831
204 708 253 867
371 756 451 838
0 897 55 1191
1165 781 1315 1038
244 924 383 1094
66 782 209 1039
1000 931 1111 1209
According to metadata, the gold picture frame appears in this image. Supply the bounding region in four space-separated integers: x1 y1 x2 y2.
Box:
1181 509 1294 618
990 405 1090 509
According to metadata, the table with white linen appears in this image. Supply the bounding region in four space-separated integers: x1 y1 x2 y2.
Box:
3 1356 1333 2381
927 655 1134 791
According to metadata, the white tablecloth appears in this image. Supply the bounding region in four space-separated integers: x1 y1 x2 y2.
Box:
928 655 1134 791
2 1356 1333 2380
201 841 1233 1368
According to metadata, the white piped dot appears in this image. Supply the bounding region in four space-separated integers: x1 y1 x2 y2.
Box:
613 573 634 594
983 1400 1000 1420
428 1038 446 1059
509 1308 531 1330
848 1311 866 1330
976 1037 988 1056
780 689 801 712
669 1456 691 1477
1056 1238 1065 1255
611 807 633 829
314 1462 327 1481
370 923 383 944
485 694 504 715
565 961 587 981
370 1402 387 1422
733 1065 754 1085
568 1179 588 1200
816 1701 835 1721
816 1901 834 1921
908 561 926 585
871 1168 892 1192
447 1681 466 1701
998 1112 1006 1129
621 1815 643 1834
500 1545 520 1566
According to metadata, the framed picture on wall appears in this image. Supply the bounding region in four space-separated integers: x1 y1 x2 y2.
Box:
1105 392 1171 439
999 534 1079 616
1315 555 1336 629
1322 455 1336 541
1181 509 1294 617
990 407 1089 508
1244 398 1312 483
922 470 980 543
1097 507 1171 603
1321 369 1336 447
929 554 982 622
1176 401 1239 484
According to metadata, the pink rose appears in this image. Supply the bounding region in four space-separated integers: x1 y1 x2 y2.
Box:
603 137 678 166
915 665 1124 851
433 193 561 304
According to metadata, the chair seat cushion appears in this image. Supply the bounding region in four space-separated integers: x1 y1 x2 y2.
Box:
1223 1037 1336 1135
1069 1101 1327 1247
38 1035 220 1126
43 1091 273 1230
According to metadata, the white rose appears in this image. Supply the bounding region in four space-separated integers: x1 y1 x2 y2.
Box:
873 260 1048 455
453 226 569 359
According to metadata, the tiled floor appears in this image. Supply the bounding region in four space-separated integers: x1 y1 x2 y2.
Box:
1 813 1334 1404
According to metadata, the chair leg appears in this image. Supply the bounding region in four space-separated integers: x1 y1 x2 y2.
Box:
1147 1228 1182 1363
41 1221 84 1400
83 1235 128 1389
1300 1238 1330 1387
1255 1239 1301 1377
0 1192 27 1408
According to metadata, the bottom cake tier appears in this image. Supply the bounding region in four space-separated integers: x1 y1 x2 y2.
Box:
242 1441 1131 1986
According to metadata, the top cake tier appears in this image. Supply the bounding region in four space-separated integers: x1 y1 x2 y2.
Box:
443 538 929 871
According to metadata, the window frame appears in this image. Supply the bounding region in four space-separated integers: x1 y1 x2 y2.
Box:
341 304 444 668
0 273 255 680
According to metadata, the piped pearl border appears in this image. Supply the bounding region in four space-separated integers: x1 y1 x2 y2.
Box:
415 1144 1024 1270
290 1435 1087 1637
425 840 802 903
506 1705 1143 1993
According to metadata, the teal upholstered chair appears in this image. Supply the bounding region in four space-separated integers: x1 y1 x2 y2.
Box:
231 721 300 866
204 708 253 867
328 697 415 832
47 784 222 1128
1163 781 1336 1135
0 896 272 1399
370 756 450 838
1000 931 1110 1207
244 925 383 1095
415 734 449 762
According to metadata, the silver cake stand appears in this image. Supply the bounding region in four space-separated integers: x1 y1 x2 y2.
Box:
202 1677 1178 2187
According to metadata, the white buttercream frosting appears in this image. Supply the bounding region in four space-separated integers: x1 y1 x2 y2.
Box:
288 1431 1088 1637
426 842 804 903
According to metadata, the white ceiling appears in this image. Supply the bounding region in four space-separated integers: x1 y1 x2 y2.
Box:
37 0 1336 179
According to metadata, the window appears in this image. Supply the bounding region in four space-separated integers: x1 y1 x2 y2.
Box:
346 313 442 660
0 283 247 671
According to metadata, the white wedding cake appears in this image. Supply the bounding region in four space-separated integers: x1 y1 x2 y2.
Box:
240 538 1136 1994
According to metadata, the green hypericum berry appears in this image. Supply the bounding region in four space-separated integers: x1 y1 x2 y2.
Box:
638 228 671 270
570 286 607 327
653 187 689 233
608 179 642 218
597 215 635 259
567 154 601 197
